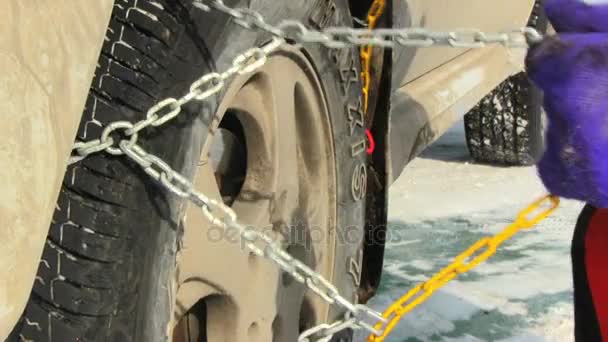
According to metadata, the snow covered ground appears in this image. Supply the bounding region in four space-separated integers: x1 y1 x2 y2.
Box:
355 121 583 342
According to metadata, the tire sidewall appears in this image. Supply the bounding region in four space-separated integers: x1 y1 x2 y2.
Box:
143 0 367 339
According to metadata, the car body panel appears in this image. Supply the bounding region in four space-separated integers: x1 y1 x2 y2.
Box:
0 1 113 337
387 0 535 183
393 0 535 85
388 45 527 183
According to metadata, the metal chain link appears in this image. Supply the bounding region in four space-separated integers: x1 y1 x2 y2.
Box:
360 0 386 113
67 2 549 341
69 38 284 165
367 196 560 342
192 0 543 49
108 137 387 339
299 315 358 342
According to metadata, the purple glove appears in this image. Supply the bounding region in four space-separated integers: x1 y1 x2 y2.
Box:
525 0 608 207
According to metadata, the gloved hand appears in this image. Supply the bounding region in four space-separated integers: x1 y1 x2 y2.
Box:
525 0 608 207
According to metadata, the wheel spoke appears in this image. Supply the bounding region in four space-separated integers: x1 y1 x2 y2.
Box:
174 164 224 317
267 58 301 226
229 80 276 228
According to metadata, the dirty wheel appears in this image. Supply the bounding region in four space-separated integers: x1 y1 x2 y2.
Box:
464 0 547 166
11 1 366 342
172 46 360 342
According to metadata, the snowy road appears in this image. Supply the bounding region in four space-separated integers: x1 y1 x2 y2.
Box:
355 122 583 342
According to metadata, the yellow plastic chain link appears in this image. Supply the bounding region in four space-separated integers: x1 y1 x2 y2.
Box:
367 195 560 342
361 0 386 113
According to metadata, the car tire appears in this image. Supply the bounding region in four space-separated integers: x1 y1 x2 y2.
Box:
464 0 547 166
9 1 366 341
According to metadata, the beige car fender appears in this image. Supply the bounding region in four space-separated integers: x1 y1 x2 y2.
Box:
0 1 113 337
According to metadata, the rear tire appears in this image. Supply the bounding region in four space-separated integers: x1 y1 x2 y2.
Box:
464 0 547 166
10 1 365 341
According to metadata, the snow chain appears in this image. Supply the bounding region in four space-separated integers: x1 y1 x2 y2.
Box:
368 195 559 341
361 0 386 113
67 1 555 341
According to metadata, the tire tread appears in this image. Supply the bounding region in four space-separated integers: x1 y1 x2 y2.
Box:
464 1 546 166
13 1 181 340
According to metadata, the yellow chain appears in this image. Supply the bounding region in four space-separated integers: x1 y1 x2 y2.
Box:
367 195 560 342
361 0 386 113
361 3 557 341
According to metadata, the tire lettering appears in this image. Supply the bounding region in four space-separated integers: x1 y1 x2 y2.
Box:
309 0 337 29
339 57 358 96
347 98 365 136
351 139 366 157
348 248 363 288
351 163 367 201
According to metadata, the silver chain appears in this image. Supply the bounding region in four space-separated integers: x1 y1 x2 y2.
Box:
68 1 545 340
122 137 387 341
192 0 543 49
69 38 283 164
122 135 386 341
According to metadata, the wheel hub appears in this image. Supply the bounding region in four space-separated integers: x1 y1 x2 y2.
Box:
172 44 337 342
